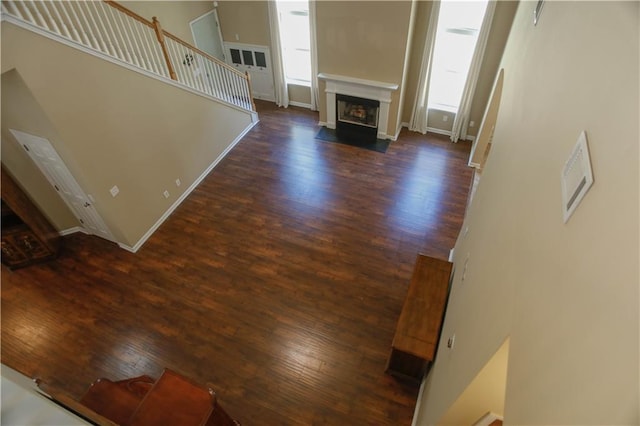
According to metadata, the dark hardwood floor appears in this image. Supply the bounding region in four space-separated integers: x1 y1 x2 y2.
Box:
1 100 473 425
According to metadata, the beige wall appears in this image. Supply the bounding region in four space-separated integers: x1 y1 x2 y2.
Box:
402 1 517 137
438 338 509 425
288 84 312 106
416 2 639 425
316 1 414 133
2 23 253 248
1 71 78 232
216 1 270 46
125 1 214 46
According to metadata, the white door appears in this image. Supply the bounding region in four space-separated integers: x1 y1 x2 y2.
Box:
9 129 116 243
190 10 225 61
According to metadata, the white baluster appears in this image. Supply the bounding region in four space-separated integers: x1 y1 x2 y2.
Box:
130 18 155 73
234 74 245 106
144 26 166 77
182 46 200 90
190 51 206 93
79 1 108 53
223 69 235 103
219 67 231 102
27 1 49 29
217 67 230 103
238 74 248 109
122 15 145 68
74 2 100 50
47 1 72 39
16 1 36 24
95 2 124 60
87 1 116 57
4 1 24 19
168 40 187 85
37 1 60 34
232 74 242 106
202 60 217 97
62 1 89 45
106 5 132 63
205 61 222 99
113 9 139 66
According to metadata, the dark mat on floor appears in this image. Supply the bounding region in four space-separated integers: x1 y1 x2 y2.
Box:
315 127 390 153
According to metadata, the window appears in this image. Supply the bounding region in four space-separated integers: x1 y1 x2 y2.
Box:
276 0 311 85
428 0 488 112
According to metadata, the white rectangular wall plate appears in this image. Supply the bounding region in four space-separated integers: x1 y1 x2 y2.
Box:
561 131 594 223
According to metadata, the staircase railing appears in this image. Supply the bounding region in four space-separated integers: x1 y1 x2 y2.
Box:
1 0 256 112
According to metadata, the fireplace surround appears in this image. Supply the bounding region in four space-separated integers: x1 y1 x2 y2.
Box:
318 73 399 140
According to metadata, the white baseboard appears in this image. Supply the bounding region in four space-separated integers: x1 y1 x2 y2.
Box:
472 412 504 426
426 126 453 137
411 374 429 426
318 121 327 127
289 101 313 109
59 226 88 236
118 120 258 254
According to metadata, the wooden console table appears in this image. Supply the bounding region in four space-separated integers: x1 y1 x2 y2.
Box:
386 254 453 382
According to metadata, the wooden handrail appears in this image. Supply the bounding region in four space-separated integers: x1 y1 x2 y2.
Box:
103 0 153 27
161 29 247 79
151 17 177 81
101 0 253 109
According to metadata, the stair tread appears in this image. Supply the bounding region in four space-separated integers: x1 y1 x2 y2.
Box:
80 379 144 425
128 369 213 426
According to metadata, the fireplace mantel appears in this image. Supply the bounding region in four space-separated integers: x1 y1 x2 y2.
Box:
318 73 399 140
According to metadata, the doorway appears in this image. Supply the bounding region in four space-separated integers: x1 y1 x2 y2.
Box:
9 129 116 243
190 9 225 61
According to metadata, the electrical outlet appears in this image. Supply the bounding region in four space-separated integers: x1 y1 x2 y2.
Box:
447 334 456 349
235 33 239 41
469 121 475 128
163 190 170 199
175 178 181 187
442 115 449 122
110 185 119 197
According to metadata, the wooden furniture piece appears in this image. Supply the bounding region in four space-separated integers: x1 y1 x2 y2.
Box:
386 254 453 382
1 167 60 269
81 369 239 425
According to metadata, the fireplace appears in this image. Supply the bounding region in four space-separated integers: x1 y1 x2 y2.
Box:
336 94 380 143
318 73 399 141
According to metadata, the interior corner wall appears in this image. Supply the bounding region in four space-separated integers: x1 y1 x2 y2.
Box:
2 23 253 248
416 1 639 425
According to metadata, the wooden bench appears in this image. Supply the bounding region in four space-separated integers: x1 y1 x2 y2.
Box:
386 254 453 382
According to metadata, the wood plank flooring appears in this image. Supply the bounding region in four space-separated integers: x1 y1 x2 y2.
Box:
1 101 473 425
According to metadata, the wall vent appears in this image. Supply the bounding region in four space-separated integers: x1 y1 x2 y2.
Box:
562 131 594 223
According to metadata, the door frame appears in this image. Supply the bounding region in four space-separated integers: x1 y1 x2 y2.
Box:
9 129 117 243
189 9 226 61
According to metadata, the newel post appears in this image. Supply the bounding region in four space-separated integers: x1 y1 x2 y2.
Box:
152 16 177 81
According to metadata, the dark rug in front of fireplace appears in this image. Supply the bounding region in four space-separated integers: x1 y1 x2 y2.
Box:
315 128 390 153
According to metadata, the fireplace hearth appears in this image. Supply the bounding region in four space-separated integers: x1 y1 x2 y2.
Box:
336 94 380 144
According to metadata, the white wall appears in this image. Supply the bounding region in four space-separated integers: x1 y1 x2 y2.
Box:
416 2 639 424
